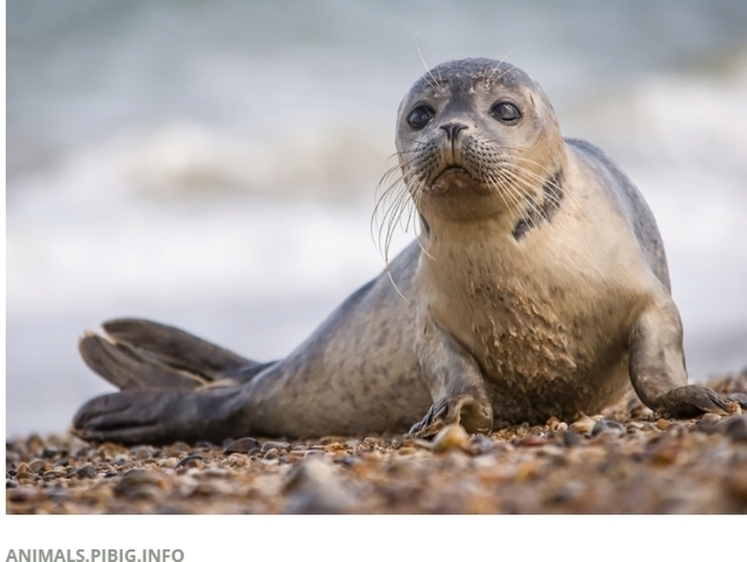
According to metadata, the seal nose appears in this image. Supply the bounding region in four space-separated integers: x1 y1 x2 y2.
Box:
439 122 468 141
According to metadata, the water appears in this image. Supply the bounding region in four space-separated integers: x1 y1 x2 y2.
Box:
6 0 747 436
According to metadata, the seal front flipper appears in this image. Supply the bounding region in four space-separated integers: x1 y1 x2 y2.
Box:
409 315 493 437
73 386 250 445
628 299 747 417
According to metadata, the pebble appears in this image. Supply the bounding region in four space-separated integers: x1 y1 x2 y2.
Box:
432 425 471 453
6 372 747 514
655 418 672 430
175 455 204 469
158 457 179 469
570 415 596 435
224 437 260 454
75 464 97 479
261 441 290 453
514 435 546 447
719 415 747 443
561 431 581 448
591 419 626 437
283 457 357 514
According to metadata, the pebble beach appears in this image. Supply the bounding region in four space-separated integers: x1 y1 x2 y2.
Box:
7 371 747 515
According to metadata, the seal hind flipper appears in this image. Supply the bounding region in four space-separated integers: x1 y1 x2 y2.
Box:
79 333 206 390
73 386 249 445
102 318 254 377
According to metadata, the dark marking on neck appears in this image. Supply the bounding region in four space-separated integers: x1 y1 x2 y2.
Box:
419 213 431 237
511 170 564 242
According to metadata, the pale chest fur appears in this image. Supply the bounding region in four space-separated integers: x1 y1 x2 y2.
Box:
416 187 654 400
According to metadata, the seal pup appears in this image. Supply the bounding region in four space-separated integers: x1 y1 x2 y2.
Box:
73 58 747 444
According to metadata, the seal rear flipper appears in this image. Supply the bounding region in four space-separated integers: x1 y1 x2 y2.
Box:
73 386 250 445
79 333 206 390
102 318 255 378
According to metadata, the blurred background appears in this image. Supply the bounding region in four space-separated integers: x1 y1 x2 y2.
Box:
6 0 747 437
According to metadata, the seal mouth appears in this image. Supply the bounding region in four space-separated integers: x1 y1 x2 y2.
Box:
427 165 487 195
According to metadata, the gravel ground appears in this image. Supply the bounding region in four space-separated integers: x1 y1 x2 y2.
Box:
6 371 747 514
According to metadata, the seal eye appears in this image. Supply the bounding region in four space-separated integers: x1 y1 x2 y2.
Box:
491 102 521 124
407 105 435 130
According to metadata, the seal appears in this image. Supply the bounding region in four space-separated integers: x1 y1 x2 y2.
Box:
73 58 747 444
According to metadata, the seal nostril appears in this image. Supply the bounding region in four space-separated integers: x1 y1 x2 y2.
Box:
439 122 468 141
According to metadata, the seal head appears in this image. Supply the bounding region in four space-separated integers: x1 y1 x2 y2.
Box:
395 58 565 228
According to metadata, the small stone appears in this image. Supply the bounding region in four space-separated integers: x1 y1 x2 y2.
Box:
702 413 723 423
546 417 562 431
75 464 97 479
16 463 31 475
42 470 66 480
263 448 279 460
647 436 681 466
158 457 179 468
655 418 671 430
719 415 747 442
42 447 61 459
471 434 498 455
16 472 36 483
561 431 581 448
570 415 595 434
591 419 626 437
261 441 290 453
556 422 568 432
114 468 164 501
724 468 747 503
133 446 154 460
175 455 204 469
283 457 356 514
514 461 541 482
514 435 546 447
224 437 260 454
432 424 471 453
29 459 46 473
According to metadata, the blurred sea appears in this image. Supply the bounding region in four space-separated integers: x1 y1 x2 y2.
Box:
6 0 747 436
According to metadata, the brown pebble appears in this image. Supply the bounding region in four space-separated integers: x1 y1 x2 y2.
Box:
42 470 66 480
515 435 546 447
647 436 681 466
224 437 260 454
432 425 471 453
570 415 595 434
724 468 747 503
158 457 179 468
16 463 31 474
29 459 46 473
655 418 671 430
